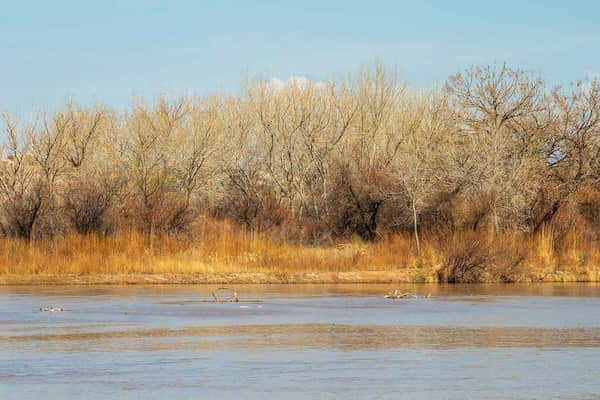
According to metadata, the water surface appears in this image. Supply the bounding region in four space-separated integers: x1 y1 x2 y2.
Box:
2 284 600 399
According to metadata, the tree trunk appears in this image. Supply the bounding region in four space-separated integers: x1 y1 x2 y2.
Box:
492 204 500 236
412 197 421 256
359 200 380 242
534 199 561 233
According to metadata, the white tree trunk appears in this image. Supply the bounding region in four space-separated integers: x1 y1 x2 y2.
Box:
412 197 421 256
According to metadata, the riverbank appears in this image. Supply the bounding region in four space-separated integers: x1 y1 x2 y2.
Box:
2 268 600 285
2 224 600 285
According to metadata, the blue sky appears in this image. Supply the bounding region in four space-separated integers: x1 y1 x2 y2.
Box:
1 0 599 114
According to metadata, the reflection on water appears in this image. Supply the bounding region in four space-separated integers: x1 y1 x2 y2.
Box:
3 282 600 298
2 283 600 399
6 324 600 351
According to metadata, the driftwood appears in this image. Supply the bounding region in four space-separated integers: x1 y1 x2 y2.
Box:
385 289 431 299
211 287 239 303
40 307 64 312
159 288 264 305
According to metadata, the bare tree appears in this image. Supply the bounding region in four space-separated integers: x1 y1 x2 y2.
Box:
121 97 187 234
537 80 600 229
0 116 45 239
60 104 110 168
389 90 454 254
327 63 402 240
446 64 546 233
175 97 224 209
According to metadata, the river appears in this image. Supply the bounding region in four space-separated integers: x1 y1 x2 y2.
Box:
2 284 600 399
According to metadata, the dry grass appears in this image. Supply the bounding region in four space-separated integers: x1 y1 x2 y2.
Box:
0 220 422 276
1 218 600 283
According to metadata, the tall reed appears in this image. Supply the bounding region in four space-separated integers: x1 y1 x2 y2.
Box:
1 218 599 282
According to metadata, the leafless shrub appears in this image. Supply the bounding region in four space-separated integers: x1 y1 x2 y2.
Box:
216 168 288 232
0 181 46 239
438 232 490 283
326 165 384 241
62 176 119 234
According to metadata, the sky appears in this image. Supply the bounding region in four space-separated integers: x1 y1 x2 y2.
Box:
1 0 600 114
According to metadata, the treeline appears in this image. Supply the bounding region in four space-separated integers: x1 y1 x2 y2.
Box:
1 63 600 250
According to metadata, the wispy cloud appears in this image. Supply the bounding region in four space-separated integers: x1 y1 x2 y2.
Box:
267 76 327 92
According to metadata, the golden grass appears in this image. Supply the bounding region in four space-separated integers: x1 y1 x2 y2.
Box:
1 218 600 283
0 220 422 276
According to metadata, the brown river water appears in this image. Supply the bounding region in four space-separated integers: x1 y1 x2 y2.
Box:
2 283 600 399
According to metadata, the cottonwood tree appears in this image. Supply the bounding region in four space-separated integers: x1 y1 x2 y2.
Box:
122 97 187 234
248 77 357 226
446 64 546 233
538 80 600 229
121 96 225 234
0 116 45 239
174 97 224 212
390 90 454 255
249 78 315 217
328 63 402 240
30 113 68 191
296 80 357 222
58 104 110 168
58 106 120 234
218 95 281 230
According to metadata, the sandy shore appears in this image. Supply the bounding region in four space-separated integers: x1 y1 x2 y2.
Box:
2 268 600 285
0 271 426 285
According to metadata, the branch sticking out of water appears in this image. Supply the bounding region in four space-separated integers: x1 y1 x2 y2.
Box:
385 289 432 299
211 287 239 303
40 306 64 312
